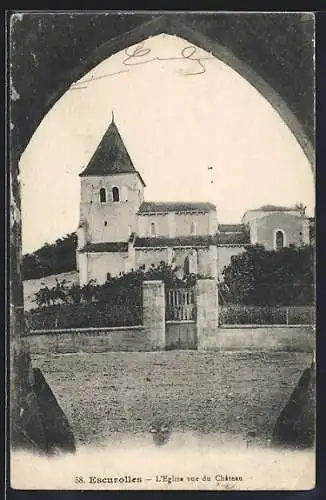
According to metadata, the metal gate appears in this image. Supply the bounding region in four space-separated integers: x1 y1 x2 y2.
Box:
165 287 197 349
166 287 196 321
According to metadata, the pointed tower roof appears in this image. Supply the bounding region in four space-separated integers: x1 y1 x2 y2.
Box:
79 114 146 186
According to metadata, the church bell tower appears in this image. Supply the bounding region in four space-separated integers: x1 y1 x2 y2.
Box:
76 113 146 284
77 113 145 246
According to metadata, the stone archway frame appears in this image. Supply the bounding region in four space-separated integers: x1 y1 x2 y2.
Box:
9 13 315 454
40 14 315 172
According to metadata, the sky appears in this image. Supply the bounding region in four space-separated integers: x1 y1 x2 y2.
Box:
19 34 315 254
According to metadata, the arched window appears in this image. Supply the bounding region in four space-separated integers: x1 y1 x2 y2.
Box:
99 187 106 203
184 256 190 275
150 222 156 237
275 230 285 250
112 186 120 202
190 221 196 234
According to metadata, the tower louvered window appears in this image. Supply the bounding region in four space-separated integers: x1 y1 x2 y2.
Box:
112 186 120 202
99 188 106 203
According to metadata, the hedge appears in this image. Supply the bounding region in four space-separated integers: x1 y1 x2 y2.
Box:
24 302 143 331
219 305 315 325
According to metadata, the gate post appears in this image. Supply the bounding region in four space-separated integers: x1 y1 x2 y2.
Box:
143 280 166 350
196 278 219 350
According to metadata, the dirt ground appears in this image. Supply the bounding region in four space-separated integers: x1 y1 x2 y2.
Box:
31 350 311 447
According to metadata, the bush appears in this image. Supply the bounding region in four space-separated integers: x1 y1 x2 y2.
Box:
219 305 315 325
26 262 209 330
221 244 315 306
24 302 143 331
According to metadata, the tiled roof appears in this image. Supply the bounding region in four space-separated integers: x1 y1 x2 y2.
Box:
219 224 244 233
80 242 129 253
81 233 250 252
79 119 146 186
134 236 215 248
138 201 216 214
248 205 298 212
215 232 250 245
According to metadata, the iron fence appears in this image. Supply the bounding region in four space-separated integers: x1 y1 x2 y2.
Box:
219 305 315 326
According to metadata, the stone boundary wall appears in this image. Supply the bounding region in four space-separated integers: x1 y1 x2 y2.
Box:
26 280 314 354
199 325 315 352
26 325 149 354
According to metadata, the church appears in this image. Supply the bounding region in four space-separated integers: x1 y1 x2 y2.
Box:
76 116 313 285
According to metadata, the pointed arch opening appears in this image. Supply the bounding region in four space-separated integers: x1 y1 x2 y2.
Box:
18 24 314 256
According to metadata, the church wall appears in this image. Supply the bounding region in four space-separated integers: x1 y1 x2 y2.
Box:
302 218 310 244
80 173 143 244
86 252 128 284
127 243 136 272
80 244 221 285
77 253 88 285
135 246 218 278
172 248 197 274
209 210 218 235
249 218 258 244
135 248 170 270
255 213 308 250
137 211 215 238
174 212 211 236
85 207 137 243
173 248 191 266
160 247 216 277
137 214 170 237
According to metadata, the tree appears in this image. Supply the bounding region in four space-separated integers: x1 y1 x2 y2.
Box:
34 286 52 307
221 244 314 306
50 279 70 304
294 202 307 216
32 261 209 310
23 233 77 280
68 283 82 304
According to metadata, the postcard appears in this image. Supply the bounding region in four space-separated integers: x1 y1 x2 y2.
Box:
9 11 316 491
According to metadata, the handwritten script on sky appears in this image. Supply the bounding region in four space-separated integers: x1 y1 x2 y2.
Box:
20 34 314 254
70 42 215 90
